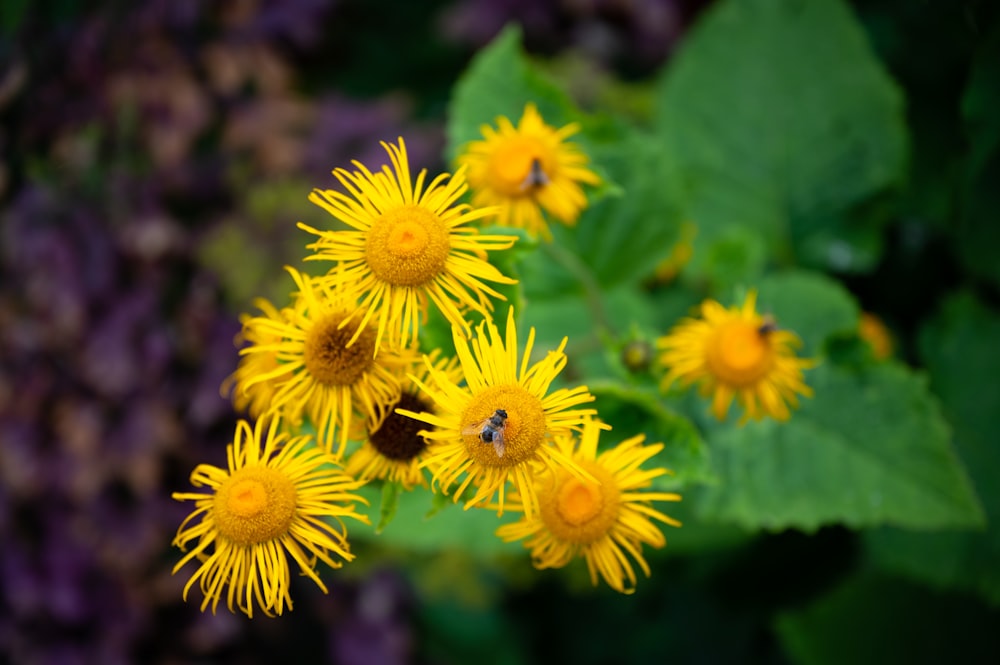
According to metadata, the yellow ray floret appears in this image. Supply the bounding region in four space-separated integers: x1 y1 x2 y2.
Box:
221 298 291 421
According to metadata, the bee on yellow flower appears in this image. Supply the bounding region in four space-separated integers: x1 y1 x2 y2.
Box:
457 102 601 241
398 308 602 518
497 419 681 594
656 290 815 422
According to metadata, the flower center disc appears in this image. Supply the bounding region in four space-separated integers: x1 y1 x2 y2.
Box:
303 313 376 385
460 384 546 468
213 467 297 546
365 204 451 286
371 393 431 461
706 321 774 387
540 463 620 544
489 138 549 197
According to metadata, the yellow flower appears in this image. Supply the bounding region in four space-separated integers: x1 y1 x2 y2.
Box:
398 307 601 518
300 138 518 350
858 311 893 360
457 102 601 241
656 290 815 422
221 298 290 420
497 419 681 594
345 349 464 489
171 417 369 617
235 266 416 457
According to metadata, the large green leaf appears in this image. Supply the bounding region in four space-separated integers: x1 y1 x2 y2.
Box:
695 362 985 532
776 574 1000 665
956 24 1000 289
755 270 861 356
866 293 1000 606
589 381 714 491
654 0 907 283
351 484 522 556
446 24 580 163
557 129 686 289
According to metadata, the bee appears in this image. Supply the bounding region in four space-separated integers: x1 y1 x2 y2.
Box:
462 409 508 458
758 315 778 336
518 158 549 193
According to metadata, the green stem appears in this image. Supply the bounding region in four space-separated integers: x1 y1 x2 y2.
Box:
540 241 615 337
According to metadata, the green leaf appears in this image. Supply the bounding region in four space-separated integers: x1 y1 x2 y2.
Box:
697 225 769 292
446 24 578 163
756 270 861 356
375 481 403 534
557 129 686 289
589 382 714 490
425 487 453 520
956 24 1000 289
653 493 752 557
481 225 532 337
655 0 907 282
351 484 522 556
421 597 527 665
0 0 30 36
695 362 985 532
866 292 1000 606
775 574 1000 665
523 283 659 362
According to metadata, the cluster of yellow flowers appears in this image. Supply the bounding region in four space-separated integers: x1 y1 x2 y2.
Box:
172 102 815 618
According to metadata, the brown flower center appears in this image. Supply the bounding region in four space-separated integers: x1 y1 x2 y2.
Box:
303 313 376 385
371 392 432 461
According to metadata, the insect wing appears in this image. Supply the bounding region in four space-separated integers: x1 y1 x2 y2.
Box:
490 427 506 458
462 417 490 439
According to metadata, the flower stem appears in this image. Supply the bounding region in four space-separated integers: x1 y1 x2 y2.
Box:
541 241 615 336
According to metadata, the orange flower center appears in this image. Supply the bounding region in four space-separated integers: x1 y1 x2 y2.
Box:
539 462 620 544
213 467 297 546
365 204 451 286
488 137 551 197
460 384 547 468
705 320 774 387
303 313 376 385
